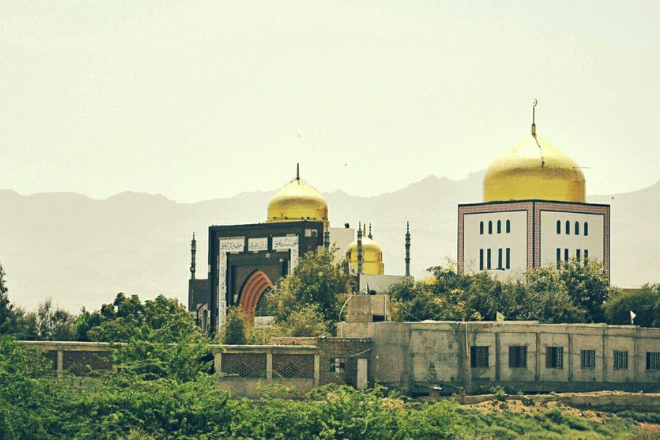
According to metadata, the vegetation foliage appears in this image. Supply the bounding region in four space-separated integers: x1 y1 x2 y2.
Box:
264 249 350 338
0 335 645 439
0 261 656 438
390 259 619 324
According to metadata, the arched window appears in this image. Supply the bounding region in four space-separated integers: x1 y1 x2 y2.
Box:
480 221 484 235
575 221 580 235
556 220 561 234
488 221 493 234
584 222 589 236
565 220 570 235
506 220 511 233
255 289 270 316
497 220 502 234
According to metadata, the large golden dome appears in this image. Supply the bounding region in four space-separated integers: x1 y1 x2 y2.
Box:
267 169 328 223
346 225 385 275
483 132 586 203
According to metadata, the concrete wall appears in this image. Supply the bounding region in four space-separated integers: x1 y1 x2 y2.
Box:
339 321 660 394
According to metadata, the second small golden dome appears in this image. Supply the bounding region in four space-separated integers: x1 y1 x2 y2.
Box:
346 227 385 275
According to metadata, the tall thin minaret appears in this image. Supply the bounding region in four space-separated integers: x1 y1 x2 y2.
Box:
368 223 373 239
190 233 197 280
357 222 363 275
405 222 411 277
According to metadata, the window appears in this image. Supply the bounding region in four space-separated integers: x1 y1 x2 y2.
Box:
488 221 493 234
566 220 570 235
575 221 580 235
556 248 561 269
509 346 527 368
576 249 581 261
613 351 628 370
564 248 569 263
584 222 589 236
255 291 269 316
330 358 346 373
546 346 564 369
647 352 660 370
505 248 510 269
480 221 484 235
498 248 503 269
581 350 596 369
584 249 589 266
556 220 561 234
471 346 489 368
506 220 511 233
487 249 491 270
497 220 501 234
479 249 484 271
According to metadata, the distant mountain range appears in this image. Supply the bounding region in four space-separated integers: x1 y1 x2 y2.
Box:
1 172 659 312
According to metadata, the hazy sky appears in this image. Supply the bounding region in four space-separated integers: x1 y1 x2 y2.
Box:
2 1 659 203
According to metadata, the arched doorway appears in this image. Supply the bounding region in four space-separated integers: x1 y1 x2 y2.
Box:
239 270 274 324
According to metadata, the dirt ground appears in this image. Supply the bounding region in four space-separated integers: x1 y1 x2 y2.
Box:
463 393 660 438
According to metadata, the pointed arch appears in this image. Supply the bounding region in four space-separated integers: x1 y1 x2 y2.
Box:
239 270 274 323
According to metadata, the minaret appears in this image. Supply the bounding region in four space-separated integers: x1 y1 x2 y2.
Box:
357 222 363 275
368 223 373 239
405 222 411 277
324 228 330 251
190 233 197 280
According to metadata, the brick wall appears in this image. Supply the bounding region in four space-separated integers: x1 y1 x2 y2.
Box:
272 354 314 379
221 353 267 378
270 337 372 387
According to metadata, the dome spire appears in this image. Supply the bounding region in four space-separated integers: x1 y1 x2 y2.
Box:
531 99 538 136
296 163 300 181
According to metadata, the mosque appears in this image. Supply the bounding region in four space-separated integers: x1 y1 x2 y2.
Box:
189 103 610 336
188 165 407 335
458 103 610 278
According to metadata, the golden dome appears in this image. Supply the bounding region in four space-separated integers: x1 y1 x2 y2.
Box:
267 170 328 224
483 133 586 203
346 225 385 275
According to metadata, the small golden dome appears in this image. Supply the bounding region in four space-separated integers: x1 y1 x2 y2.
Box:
483 133 586 203
267 171 328 224
346 226 385 275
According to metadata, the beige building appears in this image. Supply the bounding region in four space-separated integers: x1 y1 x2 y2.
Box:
339 311 660 394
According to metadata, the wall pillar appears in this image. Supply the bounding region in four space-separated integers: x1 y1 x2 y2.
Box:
314 354 320 387
214 352 222 375
57 350 64 377
495 332 501 382
266 352 273 381
357 358 368 389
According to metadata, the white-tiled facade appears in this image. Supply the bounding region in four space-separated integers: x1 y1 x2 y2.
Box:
458 201 610 279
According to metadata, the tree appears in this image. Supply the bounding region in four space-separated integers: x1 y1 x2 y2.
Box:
75 293 212 381
33 299 76 341
222 307 247 344
269 304 331 338
559 259 613 323
521 266 587 323
267 249 350 335
389 259 614 324
0 263 14 334
604 284 660 327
